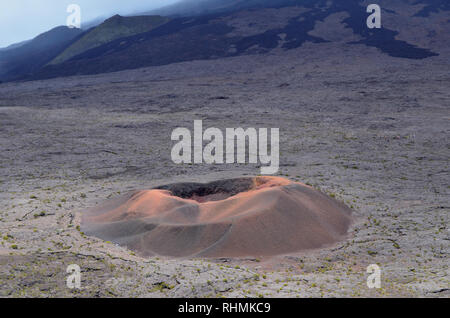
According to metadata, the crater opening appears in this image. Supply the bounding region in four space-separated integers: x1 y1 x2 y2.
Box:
153 177 273 203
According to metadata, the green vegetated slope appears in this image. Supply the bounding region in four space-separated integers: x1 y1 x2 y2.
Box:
49 15 169 65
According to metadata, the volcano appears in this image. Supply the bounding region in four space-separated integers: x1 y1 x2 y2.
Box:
81 177 353 258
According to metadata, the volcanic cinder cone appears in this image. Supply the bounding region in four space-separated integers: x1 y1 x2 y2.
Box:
81 177 353 258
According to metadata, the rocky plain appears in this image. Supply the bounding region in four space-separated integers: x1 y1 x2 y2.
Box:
0 24 449 296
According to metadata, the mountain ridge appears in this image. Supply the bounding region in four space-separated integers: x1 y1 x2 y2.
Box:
49 15 170 65
1 0 448 82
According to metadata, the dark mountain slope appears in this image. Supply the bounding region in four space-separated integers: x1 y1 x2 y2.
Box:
0 40 31 52
50 15 170 65
8 0 448 81
150 0 311 16
413 0 450 17
0 26 83 81
29 14 235 79
153 0 450 17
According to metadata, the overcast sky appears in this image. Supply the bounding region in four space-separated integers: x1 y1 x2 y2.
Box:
0 0 181 48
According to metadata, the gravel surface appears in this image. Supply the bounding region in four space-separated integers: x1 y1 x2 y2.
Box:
0 42 448 297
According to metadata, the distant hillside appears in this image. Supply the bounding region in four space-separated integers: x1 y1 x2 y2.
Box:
50 15 169 65
151 0 450 17
30 0 444 81
2 0 448 82
0 26 83 81
413 0 450 16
